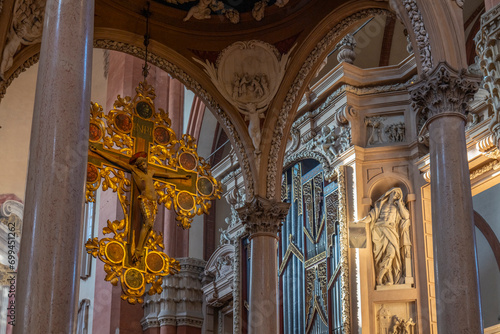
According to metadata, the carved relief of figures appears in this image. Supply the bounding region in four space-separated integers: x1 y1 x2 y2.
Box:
315 126 339 158
313 125 351 161
378 305 392 334
240 103 265 154
183 0 213 21
183 0 239 23
182 0 290 23
252 0 267 21
365 116 386 145
356 188 411 286
231 72 269 100
385 122 405 142
0 0 45 78
391 317 416 334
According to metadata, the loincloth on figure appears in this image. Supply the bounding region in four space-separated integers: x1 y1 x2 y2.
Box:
138 195 158 224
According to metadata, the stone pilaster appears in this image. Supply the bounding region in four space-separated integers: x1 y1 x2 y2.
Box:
475 2 500 147
237 196 289 334
409 62 482 333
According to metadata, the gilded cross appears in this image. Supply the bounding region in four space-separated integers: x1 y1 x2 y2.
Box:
85 81 221 304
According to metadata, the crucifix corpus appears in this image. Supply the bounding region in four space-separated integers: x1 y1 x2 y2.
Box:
85 81 221 304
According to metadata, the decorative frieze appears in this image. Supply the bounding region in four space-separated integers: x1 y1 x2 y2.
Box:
401 0 433 73
236 196 290 236
409 62 479 123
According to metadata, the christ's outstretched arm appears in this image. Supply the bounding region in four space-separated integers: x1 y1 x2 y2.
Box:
89 145 131 171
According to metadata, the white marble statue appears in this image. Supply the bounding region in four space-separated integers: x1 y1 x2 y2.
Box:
356 188 411 286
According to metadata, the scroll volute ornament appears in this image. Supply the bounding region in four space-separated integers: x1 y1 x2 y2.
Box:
236 196 290 236
409 62 480 120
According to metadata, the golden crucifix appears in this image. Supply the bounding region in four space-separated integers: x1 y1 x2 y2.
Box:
85 81 221 304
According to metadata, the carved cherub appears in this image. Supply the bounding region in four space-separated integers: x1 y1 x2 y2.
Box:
315 126 339 157
183 0 212 21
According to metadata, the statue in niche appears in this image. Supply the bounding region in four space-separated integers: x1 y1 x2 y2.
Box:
378 305 392 334
365 116 385 145
356 188 411 286
240 103 265 154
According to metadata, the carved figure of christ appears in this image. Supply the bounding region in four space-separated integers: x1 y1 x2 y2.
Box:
89 145 192 263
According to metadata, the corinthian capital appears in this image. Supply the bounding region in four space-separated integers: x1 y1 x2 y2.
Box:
236 196 290 236
409 62 480 121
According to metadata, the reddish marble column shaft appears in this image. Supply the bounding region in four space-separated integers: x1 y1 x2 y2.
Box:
14 0 94 333
237 196 289 334
485 0 500 11
248 234 279 334
428 115 483 333
160 325 177 334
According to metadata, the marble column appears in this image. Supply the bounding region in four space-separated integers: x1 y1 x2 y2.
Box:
237 196 290 334
14 0 94 333
409 62 482 333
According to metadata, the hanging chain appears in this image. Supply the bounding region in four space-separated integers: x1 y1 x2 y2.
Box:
141 2 151 81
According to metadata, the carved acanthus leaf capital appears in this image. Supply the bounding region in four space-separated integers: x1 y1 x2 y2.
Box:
409 62 480 121
236 196 290 236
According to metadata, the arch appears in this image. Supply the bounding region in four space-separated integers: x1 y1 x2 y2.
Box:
0 38 256 199
474 210 500 271
266 6 398 200
265 0 469 201
93 39 256 198
367 174 413 202
283 150 337 182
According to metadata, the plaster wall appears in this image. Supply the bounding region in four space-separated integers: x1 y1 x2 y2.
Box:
0 64 37 200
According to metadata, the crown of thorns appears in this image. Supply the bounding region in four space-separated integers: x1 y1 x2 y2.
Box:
129 151 147 165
